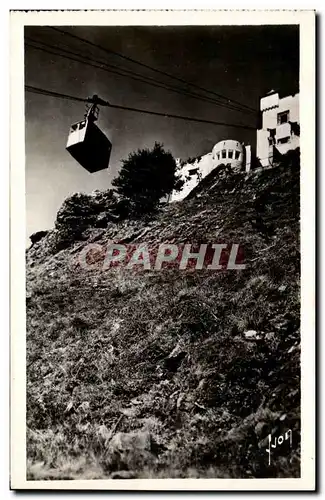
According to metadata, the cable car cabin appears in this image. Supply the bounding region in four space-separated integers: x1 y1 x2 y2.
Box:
66 118 112 173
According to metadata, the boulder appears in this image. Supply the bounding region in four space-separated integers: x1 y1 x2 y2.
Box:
244 330 262 340
109 430 151 453
106 430 156 471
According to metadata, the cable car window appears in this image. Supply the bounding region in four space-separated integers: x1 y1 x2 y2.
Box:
222 150 227 159
235 150 240 160
228 150 234 159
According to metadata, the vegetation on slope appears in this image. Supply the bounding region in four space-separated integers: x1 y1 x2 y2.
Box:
26 150 300 479
112 142 183 216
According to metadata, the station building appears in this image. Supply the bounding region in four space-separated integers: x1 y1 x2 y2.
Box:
170 91 299 202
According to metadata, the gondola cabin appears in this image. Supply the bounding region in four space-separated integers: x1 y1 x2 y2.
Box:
66 98 112 173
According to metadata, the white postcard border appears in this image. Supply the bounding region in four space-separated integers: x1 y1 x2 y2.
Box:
10 9 315 490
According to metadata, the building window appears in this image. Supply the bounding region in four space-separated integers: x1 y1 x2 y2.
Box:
269 128 276 139
228 150 234 159
235 150 240 160
222 150 227 159
277 137 290 145
290 122 300 137
268 127 276 147
277 111 289 125
217 152 220 160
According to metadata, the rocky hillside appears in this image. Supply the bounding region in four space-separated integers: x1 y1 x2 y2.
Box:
26 150 300 480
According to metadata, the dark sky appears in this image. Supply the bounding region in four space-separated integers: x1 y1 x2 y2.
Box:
25 25 299 239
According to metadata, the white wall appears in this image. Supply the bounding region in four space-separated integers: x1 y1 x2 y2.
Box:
257 93 299 167
170 139 246 202
171 153 212 202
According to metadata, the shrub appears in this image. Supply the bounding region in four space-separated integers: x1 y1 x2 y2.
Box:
112 142 183 216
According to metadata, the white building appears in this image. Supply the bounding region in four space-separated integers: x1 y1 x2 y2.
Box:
212 139 252 173
170 139 251 202
169 91 299 203
256 90 299 167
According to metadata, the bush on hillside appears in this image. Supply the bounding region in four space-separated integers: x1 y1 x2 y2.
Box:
112 142 183 216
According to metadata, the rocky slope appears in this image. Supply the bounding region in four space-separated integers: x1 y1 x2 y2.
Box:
26 150 300 479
